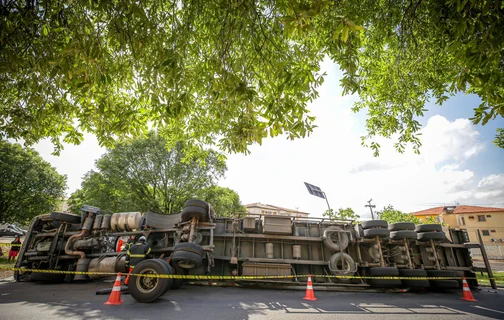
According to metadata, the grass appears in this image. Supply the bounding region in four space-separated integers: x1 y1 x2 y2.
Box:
0 255 16 266
476 271 504 287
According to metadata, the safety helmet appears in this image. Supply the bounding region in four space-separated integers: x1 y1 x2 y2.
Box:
139 236 147 242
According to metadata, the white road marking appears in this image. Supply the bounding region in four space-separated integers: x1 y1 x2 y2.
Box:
1 293 11 296
170 301 181 311
472 306 504 315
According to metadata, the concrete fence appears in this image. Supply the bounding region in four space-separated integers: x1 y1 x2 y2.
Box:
471 245 504 260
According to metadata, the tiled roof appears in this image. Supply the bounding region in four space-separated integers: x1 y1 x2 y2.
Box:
410 205 504 216
411 207 445 216
453 205 504 214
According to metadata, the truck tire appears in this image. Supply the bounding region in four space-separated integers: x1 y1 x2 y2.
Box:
50 212 81 224
323 227 349 252
368 267 401 287
128 259 171 303
389 222 415 231
363 228 390 238
361 220 388 229
454 270 465 288
415 224 442 233
390 230 417 240
172 250 203 269
180 206 208 222
156 259 175 295
168 261 186 289
173 242 205 256
427 270 459 289
328 252 355 275
183 199 209 210
417 231 446 241
398 269 430 288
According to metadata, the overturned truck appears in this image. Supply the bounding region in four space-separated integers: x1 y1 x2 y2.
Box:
15 200 481 302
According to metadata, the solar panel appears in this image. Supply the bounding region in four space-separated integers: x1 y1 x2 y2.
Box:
304 182 326 199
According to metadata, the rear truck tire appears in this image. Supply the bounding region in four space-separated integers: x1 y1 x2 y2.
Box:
323 227 349 252
328 252 355 275
368 267 401 287
156 260 175 295
167 260 186 289
427 270 459 289
417 231 446 241
183 199 209 210
415 224 442 233
363 228 390 238
172 250 203 269
454 270 465 288
389 222 415 231
180 206 208 222
390 230 417 240
173 242 205 256
398 269 430 288
361 220 388 230
128 259 171 303
50 212 81 224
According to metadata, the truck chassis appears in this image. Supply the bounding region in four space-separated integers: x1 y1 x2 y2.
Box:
14 200 481 302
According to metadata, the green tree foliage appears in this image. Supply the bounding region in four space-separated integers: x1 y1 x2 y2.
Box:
377 205 422 224
1 1 502 155
0 140 67 223
495 129 504 149
323 207 360 221
68 132 239 214
201 186 246 217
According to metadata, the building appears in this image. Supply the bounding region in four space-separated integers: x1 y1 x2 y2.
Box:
245 203 310 218
411 205 504 244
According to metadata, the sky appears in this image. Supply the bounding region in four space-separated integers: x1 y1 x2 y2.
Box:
31 57 504 219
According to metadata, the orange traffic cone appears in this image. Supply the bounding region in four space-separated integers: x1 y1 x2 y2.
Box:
105 272 124 305
303 274 317 301
125 267 133 285
460 277 477 302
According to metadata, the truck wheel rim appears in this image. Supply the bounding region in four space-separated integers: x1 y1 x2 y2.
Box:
177 260 196 269
136 268 159 293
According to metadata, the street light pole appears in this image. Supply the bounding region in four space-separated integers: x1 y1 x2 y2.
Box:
322 192 331 213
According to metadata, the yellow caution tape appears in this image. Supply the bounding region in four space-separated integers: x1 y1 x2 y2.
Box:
0 266 496 281
0 243 21 246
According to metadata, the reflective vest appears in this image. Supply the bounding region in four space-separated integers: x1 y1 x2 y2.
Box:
126 242 151 268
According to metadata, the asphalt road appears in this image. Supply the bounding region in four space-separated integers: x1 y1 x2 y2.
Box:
0 280 503 320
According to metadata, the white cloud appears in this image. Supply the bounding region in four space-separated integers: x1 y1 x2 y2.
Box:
454 174 504 206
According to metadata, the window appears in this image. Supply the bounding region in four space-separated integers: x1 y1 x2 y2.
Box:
478 215 486 222
458 216 466 226
482 230 490 236
486 215 492 218
491 230 496 233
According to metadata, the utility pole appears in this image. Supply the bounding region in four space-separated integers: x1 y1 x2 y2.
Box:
365 199 376 220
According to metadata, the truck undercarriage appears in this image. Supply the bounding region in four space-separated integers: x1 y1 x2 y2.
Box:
14 200 485 302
